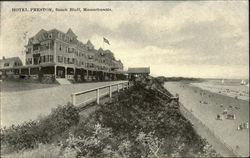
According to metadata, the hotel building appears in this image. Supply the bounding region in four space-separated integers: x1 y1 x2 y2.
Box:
0 28 125 82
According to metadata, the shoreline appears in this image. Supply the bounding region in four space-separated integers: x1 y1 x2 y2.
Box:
190 81 249 101
164 81 249 156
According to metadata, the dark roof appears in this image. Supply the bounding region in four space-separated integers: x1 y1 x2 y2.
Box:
0 57 22 63
127 67 150 74
0 57 23 68
66 28 77 38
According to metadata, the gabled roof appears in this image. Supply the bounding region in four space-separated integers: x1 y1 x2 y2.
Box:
86 40 93 45
0 57 21 62
66 28 77 38
0 57 23 67
35 29 47 36
127 67 150 74
98 48 104 52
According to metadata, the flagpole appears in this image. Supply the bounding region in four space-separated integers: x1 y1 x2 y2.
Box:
103 38 104 50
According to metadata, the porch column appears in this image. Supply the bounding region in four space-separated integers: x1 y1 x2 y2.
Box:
65 67 67 78
28 68 31 75
86 70 88 80
73 68 76 80
54 40 57 63
54 65 57 78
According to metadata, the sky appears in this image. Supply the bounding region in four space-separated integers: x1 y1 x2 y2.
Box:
0 1 249 79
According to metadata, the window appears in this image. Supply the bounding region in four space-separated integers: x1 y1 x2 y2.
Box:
57 56 63 63
48 33 52 39
4 63 9 67
33 44 39 51
40 56 42 63
59 45 62 51
88 55 93 59
49 55 53 62
45 55 49 62
58 33 62 39
25 58 32 65
26 48 32 54
43 33 48 38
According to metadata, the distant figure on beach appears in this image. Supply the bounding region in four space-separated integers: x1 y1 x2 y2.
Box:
238 124 242 130
222 109 227 115
243 122 249 129
216 114 222 120
236 145 239 150
226 114 235 120
235 106 240 110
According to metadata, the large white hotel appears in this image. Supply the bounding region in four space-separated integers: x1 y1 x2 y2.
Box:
0 28 126 82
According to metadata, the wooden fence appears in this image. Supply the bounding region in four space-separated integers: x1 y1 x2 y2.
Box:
71 81 130 106
156 89 179 102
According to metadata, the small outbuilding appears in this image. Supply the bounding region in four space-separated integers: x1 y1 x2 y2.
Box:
127 67 150 80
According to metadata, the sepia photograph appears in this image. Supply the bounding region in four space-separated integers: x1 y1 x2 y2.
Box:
0 0 249 157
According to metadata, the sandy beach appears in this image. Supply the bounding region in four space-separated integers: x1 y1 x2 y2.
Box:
191 80 249 101
164 81 249 157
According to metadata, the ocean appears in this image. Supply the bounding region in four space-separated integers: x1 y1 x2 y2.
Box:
191 79 249 101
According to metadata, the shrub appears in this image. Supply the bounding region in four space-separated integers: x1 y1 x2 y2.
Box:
66 78 219 157
1 143 76 158
1 103 80 153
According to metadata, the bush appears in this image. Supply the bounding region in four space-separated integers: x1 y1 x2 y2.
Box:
1 103 80 152
1 143 76 158
66 78 219 157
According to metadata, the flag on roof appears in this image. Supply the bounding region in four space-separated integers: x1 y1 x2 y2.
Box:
103 37 110 45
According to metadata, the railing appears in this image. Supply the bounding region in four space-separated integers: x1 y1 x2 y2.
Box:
71 81 131 106
156 89 179 101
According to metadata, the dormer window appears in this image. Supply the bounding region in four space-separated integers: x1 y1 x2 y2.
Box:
48 33 52 39
4 63 9 67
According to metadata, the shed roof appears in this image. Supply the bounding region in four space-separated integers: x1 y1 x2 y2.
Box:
127 67 150 74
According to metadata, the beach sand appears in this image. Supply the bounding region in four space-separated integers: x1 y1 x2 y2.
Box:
191 81 249 101
164 81 249 157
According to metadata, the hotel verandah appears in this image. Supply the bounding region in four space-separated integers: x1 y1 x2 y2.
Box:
0 28 126 83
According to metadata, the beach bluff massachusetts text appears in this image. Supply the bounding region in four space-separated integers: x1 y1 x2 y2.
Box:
12 8 112 12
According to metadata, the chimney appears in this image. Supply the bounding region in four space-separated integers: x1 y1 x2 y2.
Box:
3 56 5 60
